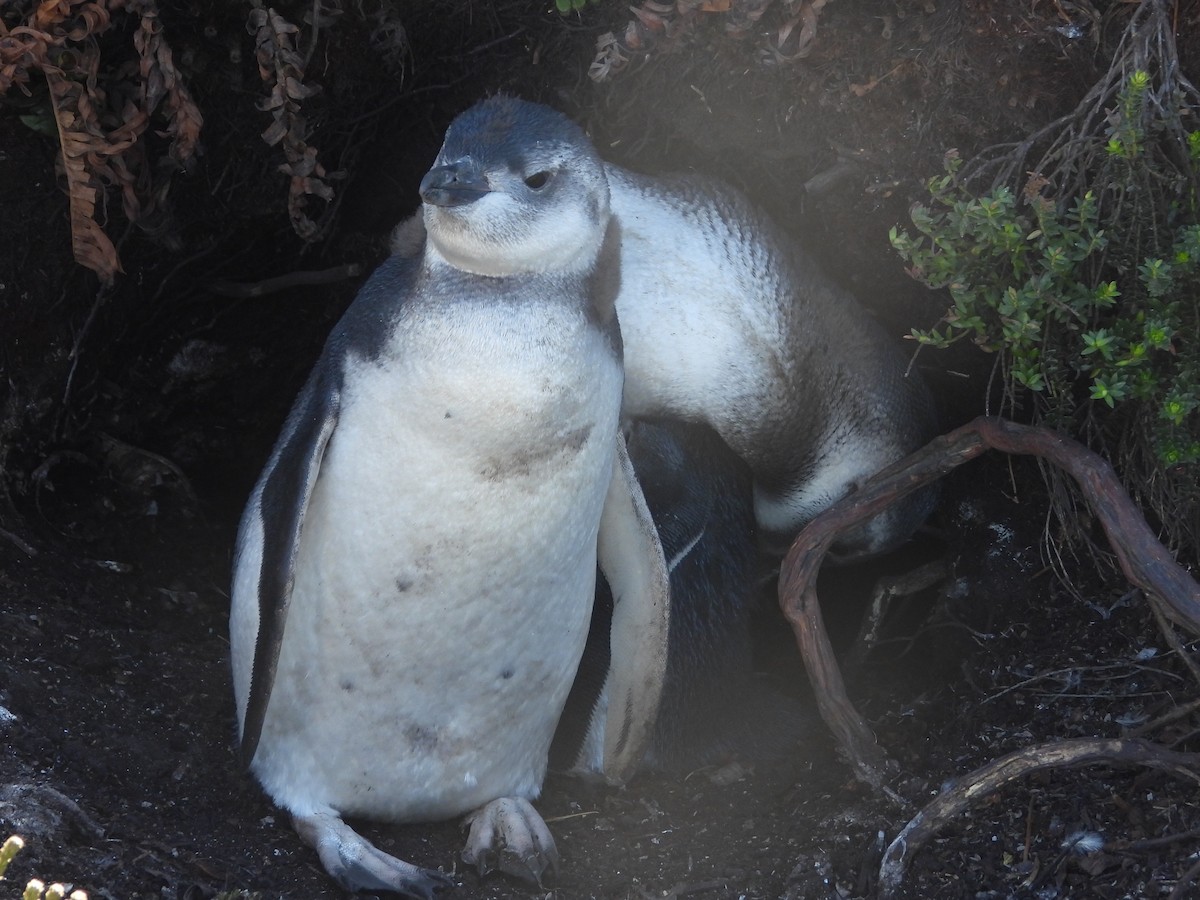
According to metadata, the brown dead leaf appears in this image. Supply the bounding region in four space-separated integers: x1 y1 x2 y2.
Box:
848 77 880 97
61 3 112 41
260 118 289 147
45 65 123 283
0 26 56 95
1022 172 1051 203
630 5 668 33
724 0 775 36
772 0 829 60
4 0 206 281
128 0 203 166
248 1 336 241
589 31 629 81
32 1 71 30
284 75 319 101
32 0 110 39
849 61 905 97
624 20 641 49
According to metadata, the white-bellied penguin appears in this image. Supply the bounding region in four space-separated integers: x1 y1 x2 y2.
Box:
230 96 669 897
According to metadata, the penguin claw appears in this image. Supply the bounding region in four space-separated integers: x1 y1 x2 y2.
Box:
461 797 559 886
293 810 454 898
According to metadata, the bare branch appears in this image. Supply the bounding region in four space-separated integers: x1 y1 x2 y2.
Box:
778 417 1200 784
877 737 1200 897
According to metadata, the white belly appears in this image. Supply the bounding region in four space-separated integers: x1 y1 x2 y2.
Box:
237 306 623 822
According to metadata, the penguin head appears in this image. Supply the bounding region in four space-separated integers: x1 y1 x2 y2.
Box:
420 96 611 278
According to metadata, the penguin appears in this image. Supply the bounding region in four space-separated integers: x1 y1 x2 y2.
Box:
605 169 938 558
392 103 938 559
551 418 809 775
624 419 761 770
230 97 669 897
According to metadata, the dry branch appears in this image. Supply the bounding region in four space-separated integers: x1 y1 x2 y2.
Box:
777 416 1200 784
963 0 1199 202
876 737 1200 897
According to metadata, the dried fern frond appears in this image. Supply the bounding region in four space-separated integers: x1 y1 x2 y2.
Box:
32 0 113 38
1 0 205 283
44 53 128 282
129 0 203 168
248 2 337 241
0 23 57 94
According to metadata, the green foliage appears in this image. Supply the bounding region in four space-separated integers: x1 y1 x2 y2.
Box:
1105 68 1150 159
891 72 1200 470
555 0 597 13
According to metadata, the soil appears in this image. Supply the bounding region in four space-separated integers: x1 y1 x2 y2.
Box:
2 2 1199 899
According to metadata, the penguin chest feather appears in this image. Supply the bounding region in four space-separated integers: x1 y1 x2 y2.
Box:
245 297 623 823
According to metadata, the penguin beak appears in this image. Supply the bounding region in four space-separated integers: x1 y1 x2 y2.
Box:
420 163 491 208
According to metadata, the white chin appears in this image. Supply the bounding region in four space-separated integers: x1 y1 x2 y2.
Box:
426 210 602 277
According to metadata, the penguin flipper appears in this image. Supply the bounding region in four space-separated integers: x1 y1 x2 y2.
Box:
595 432 670 783
241 366 341 767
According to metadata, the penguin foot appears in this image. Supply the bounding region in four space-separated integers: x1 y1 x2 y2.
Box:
293 810 454 898
461 797 559 886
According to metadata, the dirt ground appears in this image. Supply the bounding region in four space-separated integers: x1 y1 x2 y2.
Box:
2 1 1199 898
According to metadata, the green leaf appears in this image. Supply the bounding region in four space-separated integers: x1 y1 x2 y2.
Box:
19 111 58 138
1081 329 1114 358
1015 366 1045 391
1093 281 1120 306
1145 319 1172 348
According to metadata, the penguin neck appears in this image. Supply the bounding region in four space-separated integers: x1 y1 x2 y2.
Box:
421 246 584 296
423 221 606 279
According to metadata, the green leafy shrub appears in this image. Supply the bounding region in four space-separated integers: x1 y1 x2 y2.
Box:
892 63 1200 559
891 151 1200 467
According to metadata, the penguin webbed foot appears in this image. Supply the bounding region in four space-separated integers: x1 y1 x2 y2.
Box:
293 810 454 898
461 797 559 887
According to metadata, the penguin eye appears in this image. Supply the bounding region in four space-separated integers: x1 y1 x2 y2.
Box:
524 170 553 190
